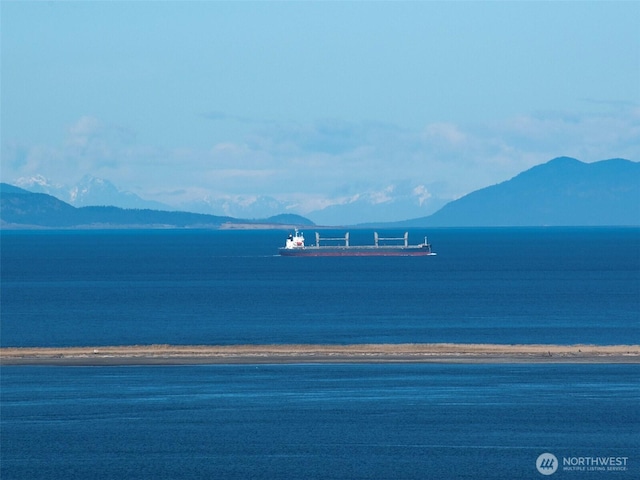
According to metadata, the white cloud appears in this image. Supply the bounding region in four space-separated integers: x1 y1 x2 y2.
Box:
369 186 395 205
412 185 432 206
211 142 252 156
65 116 136 156
67 116 102 148
423 122 467 146
499 105 640 158
209 169 276 180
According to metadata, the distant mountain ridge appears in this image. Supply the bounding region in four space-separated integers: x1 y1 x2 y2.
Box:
397 157 639 227
0 184 314 228
14 174 170 210
12 174 443 224
3 157 638 228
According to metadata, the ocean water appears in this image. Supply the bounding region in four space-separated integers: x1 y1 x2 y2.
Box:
1 228 639 479
1 364 638 479
1 227 639 347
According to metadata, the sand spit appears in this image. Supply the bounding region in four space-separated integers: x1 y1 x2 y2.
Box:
1 343 639 366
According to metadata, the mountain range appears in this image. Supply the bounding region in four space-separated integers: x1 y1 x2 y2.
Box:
13 174 444 224
0 184 312 229
12 174 170 210
395 156 639 227
2 157 638 228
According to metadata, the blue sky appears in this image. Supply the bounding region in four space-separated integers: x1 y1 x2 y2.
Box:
2 1 639 219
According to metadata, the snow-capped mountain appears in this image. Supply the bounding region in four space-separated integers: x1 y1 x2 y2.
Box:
180 195 295 220
307 186 447 225
11 175 446 225
13 175 67 199
180 187 445 225
13 175 169 210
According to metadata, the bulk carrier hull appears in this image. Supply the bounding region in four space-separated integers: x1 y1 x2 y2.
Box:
279 230 436 257
279 246 435 257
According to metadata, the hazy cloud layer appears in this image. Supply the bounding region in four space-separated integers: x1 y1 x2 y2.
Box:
3 106 638 217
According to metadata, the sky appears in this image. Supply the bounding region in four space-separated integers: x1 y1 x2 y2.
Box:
2 1 639 220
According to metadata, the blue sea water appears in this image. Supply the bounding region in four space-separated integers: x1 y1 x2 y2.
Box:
1 364 638 479
1 227 639 346
1 228 639 479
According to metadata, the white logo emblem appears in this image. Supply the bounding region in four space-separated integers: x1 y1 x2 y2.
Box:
536 452 558 475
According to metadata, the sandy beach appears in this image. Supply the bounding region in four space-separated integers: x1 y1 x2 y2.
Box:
1 343 639 366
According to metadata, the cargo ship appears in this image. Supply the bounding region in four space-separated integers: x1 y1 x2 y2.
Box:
279 229 436 257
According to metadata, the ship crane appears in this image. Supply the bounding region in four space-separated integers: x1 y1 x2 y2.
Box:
315 232 349 247
374 232 409 247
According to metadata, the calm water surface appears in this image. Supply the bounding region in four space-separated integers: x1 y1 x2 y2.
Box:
1 228 638 479
1 228 638 346
1 363 638 480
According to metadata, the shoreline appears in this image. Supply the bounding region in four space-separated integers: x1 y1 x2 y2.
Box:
1 343 639 366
